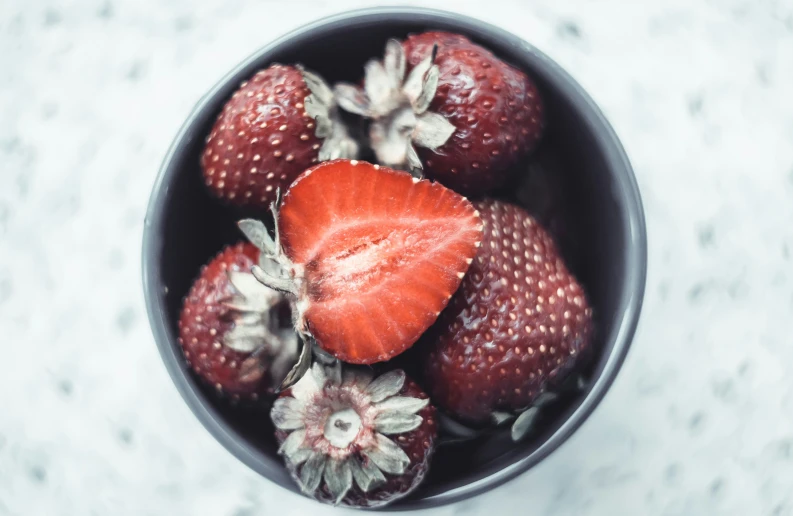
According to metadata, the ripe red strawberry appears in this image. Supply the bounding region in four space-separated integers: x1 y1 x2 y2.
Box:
178 242 298 401
238 159 482 369
420 199 593 425
201 64 358 208
272 364 437 508
334 33 544 195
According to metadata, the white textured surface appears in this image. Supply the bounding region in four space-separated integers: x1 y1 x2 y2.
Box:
2 0 793 514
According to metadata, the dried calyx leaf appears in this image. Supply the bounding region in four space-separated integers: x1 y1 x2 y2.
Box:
237 215 297 297
269 330 300 389
237 219 276 257
235 215 310 391
490 411 514 426
509 391 562 441
277 333 312 392
217 262 298 390
334 41 455 177
221 271 279 353
271 365 428 505
511 407 540 442
299 65 360 162
439 376 589 445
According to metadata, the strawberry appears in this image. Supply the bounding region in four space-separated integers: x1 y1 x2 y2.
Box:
178 242 299 401
237 159 482 371
272 363 437 508
201 64 358 208
334 33 544 195
420 199 593 426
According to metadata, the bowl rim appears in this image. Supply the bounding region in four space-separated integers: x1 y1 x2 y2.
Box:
142 6 647 511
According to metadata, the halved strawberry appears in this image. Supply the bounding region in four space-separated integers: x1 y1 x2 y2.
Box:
239 159 482 369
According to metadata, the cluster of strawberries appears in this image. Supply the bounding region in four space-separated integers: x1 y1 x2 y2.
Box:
178 32 593 508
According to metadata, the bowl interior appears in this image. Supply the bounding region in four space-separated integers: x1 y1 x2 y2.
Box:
145 9 644 510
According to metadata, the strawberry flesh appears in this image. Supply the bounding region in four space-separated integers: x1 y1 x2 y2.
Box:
278 159 483 364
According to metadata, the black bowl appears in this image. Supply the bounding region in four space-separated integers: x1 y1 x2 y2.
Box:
142 7 647 511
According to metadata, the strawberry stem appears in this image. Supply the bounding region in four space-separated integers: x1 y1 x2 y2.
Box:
251 265 297 296
278 335 312 391
237 219 277 256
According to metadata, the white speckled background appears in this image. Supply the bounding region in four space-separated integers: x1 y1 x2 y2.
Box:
2 0 793 514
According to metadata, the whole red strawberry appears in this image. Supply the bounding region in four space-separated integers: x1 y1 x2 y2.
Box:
238 159 482 372
272 363 437 508
420 199 592 426
201 64 358 208
178 242 298 401
334 33 544 195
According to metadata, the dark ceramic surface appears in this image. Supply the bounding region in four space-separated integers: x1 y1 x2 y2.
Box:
142 7 647 510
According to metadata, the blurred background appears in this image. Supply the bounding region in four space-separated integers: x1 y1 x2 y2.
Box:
1 0 792 514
